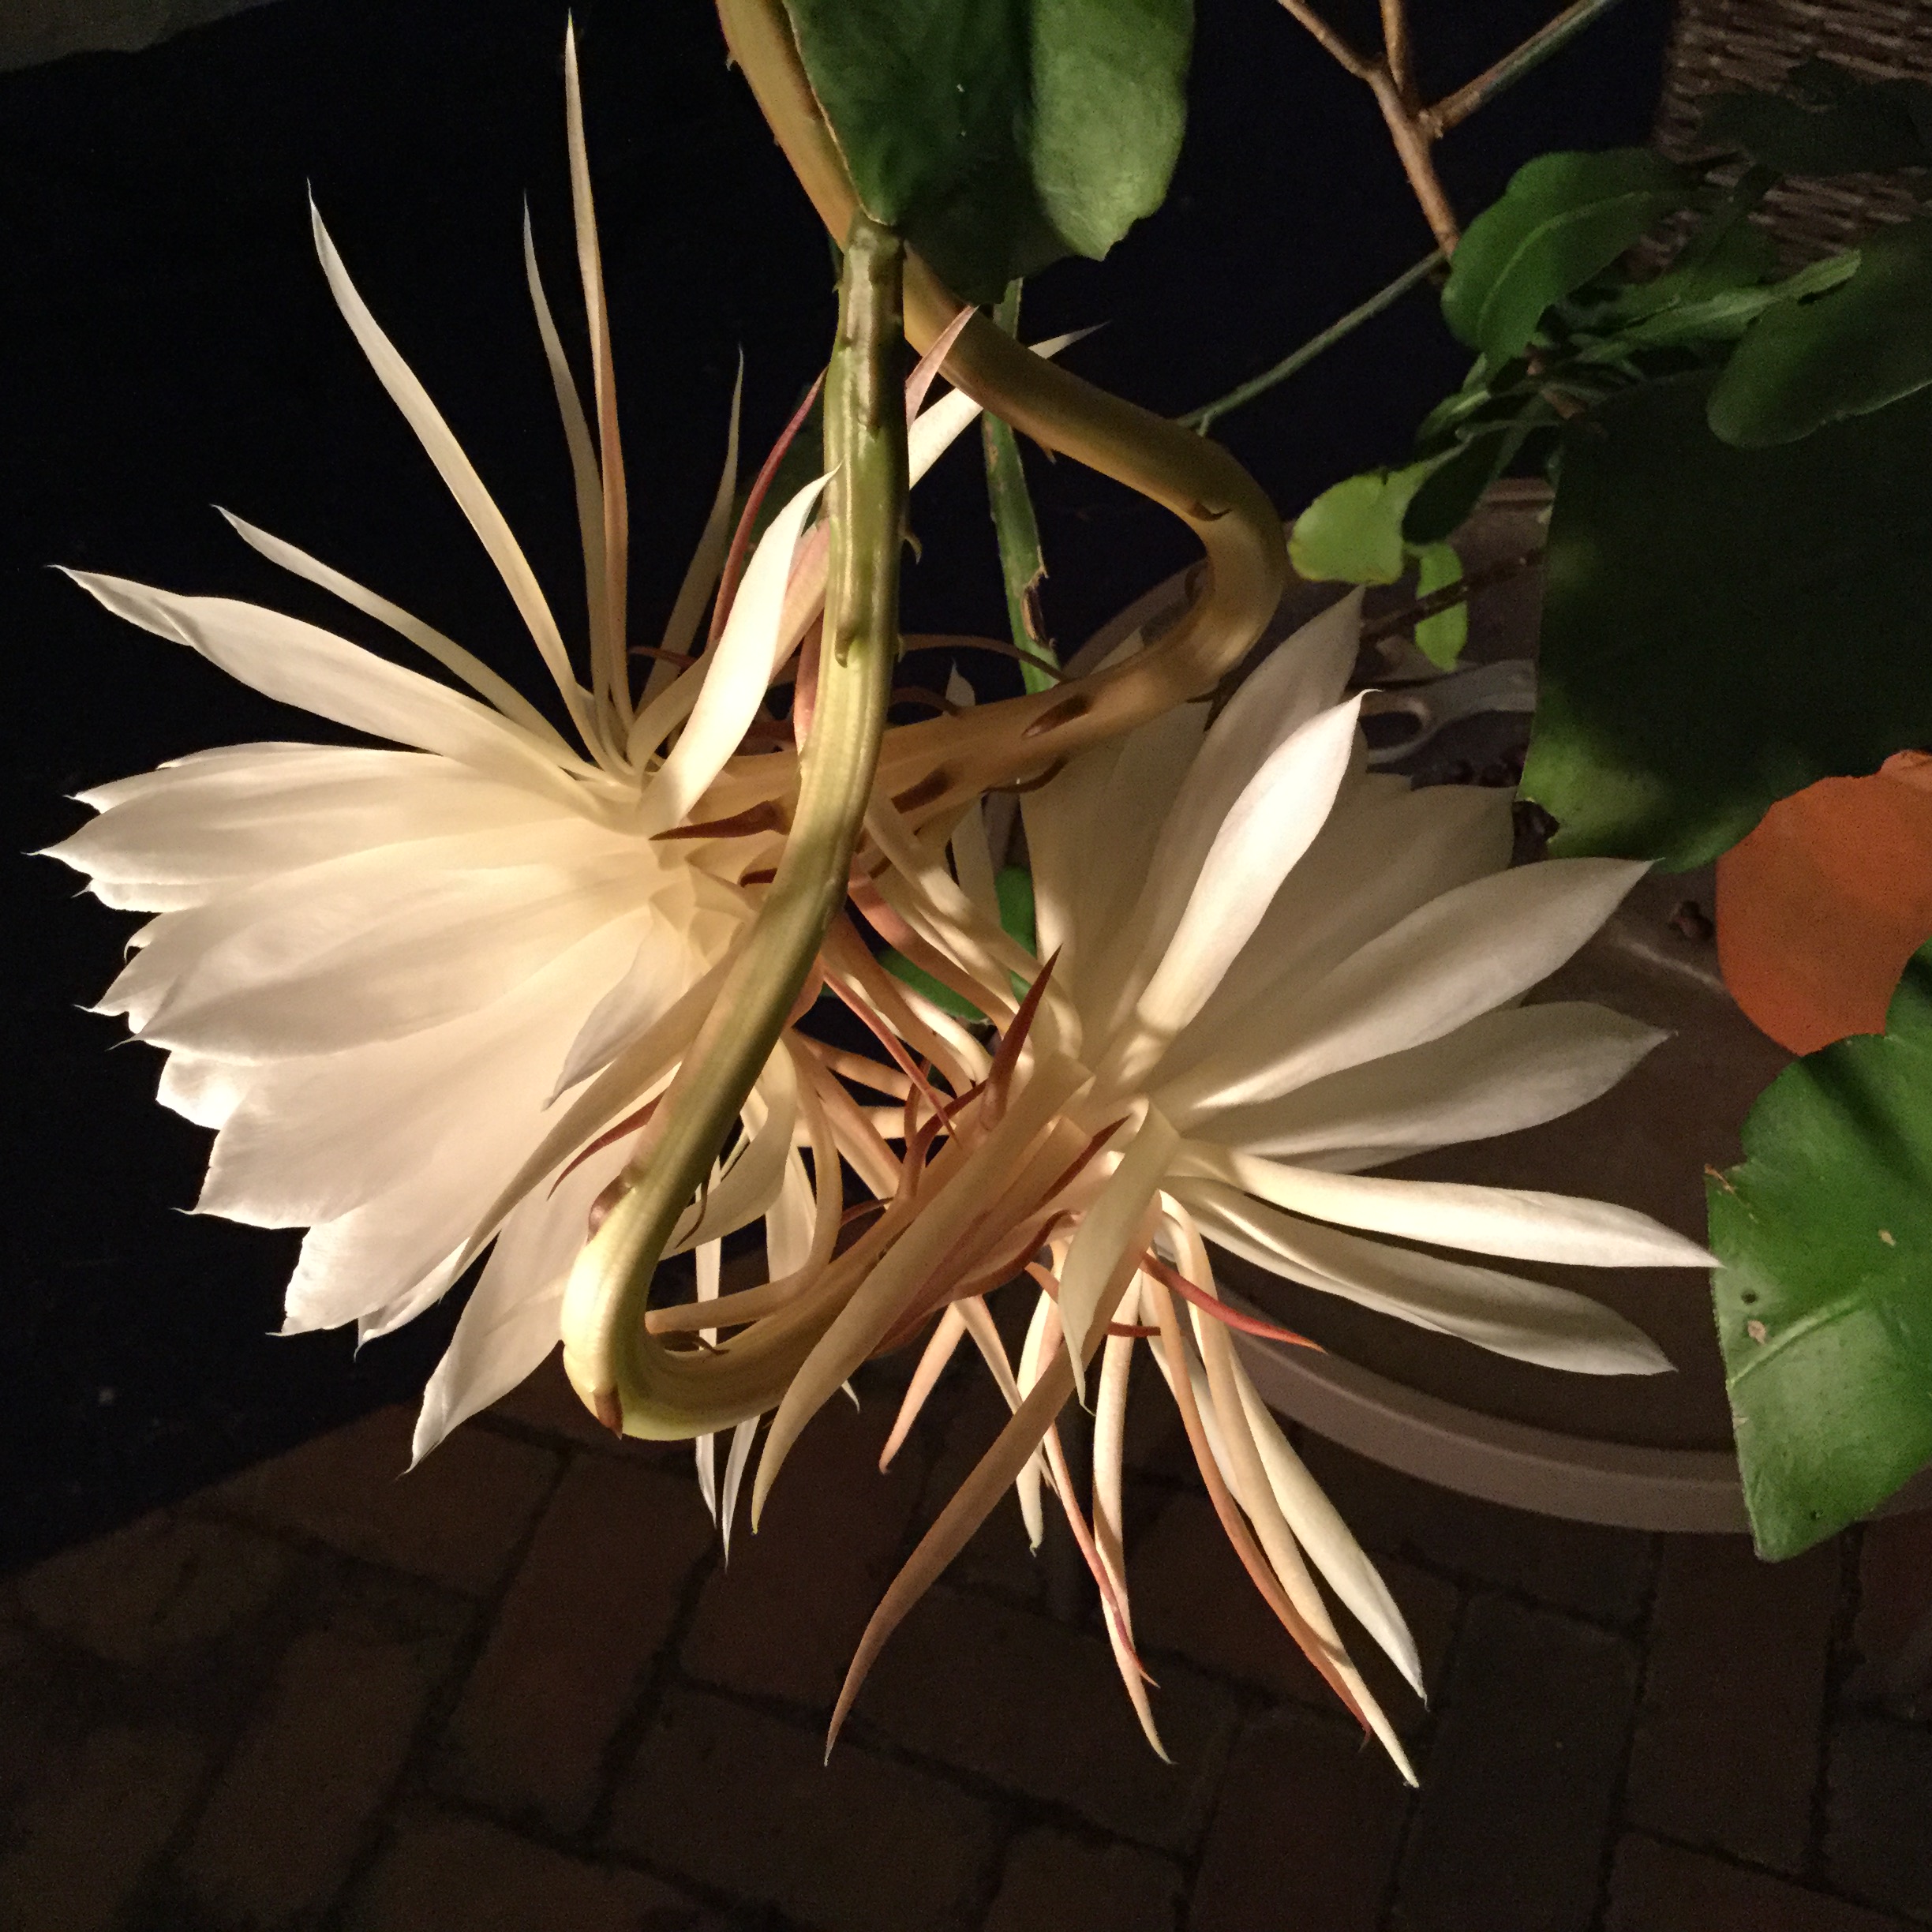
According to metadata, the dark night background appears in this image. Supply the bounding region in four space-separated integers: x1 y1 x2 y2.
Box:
1 0 1672 1571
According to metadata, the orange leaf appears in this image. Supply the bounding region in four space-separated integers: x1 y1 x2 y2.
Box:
1717 752 1932 1054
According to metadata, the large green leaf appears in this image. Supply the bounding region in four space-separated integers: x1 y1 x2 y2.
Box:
1699 60 1932 176
1709 219 1932 447
1442 149 1691 365
1522 373 1932 867
784 0 1191 305
1288 454 1451 584
1710 949 1932 1559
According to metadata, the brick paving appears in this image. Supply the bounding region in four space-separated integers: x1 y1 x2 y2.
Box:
2 1348 1928 1932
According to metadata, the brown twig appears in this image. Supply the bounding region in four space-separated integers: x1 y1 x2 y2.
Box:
1421 0 1634 138
1379 0 1419 110
1275 0 1635 255
1358 547 1544 646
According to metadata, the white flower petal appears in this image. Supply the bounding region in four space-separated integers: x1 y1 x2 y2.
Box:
219 510 578 755
281 1205 471 1338
671 1045 799 1253
47 748 561 891
64 572 586 801
198 912 649 1232
1102 698 1363 1084
410 1133 631 1462
1182 1144 1711 1268
1021 737 1122 988
1205 1002 1667 1160
309 204 606 760
1158 780 1514 1099
1087 594 1362 1029
1016 1286 1058 1551
904 328 1088 484
943 670 1003 925
1208 591 1361 766
764 1148 816 1279
1166 856 1648 1121
1226 1357 1422 1694
562 22 631 728
129 845 646 1058
155 1052 249 1129
553 900 709 1096
1181 1179 1674 1373
73 743 331 814
86 879 215 912
1057 1107 1178 1389
650 376 741 692
718 1416 759 1555
1048 701 1208 1019
642 470 829 833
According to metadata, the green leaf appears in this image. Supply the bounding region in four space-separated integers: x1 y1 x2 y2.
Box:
1522 373 1932 867
1593 215 1780 328
1700 61 1932 176
882 948 988 1021
995 863 1037 956
882 862 1039 1022
1402 429 1514 546
1411 543 1467 668
1710 948 1932 1559
1443 149 1692 365
1289 455 1451 584
1709 219 1932 446
784 0 1191 306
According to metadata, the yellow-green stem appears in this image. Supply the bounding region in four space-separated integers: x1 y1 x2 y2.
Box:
981 281 1058 695
559 213 908 1436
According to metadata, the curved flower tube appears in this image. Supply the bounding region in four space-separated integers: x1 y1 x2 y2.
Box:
713 0 1293 822
560 210 913 1438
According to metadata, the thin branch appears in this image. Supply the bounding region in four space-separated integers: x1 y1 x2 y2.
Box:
1275 0 1373 80
1422 0 1634 138
1368 66 1461 250
1179 247 1446 436
1275 0 1638 256
1380 0 1419 109
1359 548 1544 645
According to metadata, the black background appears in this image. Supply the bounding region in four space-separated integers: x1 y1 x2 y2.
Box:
1 0 1671 1569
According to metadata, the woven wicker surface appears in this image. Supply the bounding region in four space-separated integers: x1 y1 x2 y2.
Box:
1656 0 1932 260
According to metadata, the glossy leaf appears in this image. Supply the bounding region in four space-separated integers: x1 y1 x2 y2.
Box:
1402 429 1513 546
1709 219 1932 447
1290 455 1449 585
1699 60 1932 176
1442 149 1691 365
1522 373 1932 867
784 0 1191 305
1710 947 1932 1559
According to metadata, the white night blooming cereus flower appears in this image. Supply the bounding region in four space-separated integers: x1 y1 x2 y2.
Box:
766 593 1711 1776
42 36 1009 1478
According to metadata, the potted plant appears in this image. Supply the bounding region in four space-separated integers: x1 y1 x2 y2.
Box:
43 0 1932 1777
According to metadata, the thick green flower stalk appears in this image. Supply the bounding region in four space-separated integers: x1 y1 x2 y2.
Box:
560 215 910 1436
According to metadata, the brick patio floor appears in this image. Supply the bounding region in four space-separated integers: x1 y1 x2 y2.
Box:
4 1346 1929 1932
